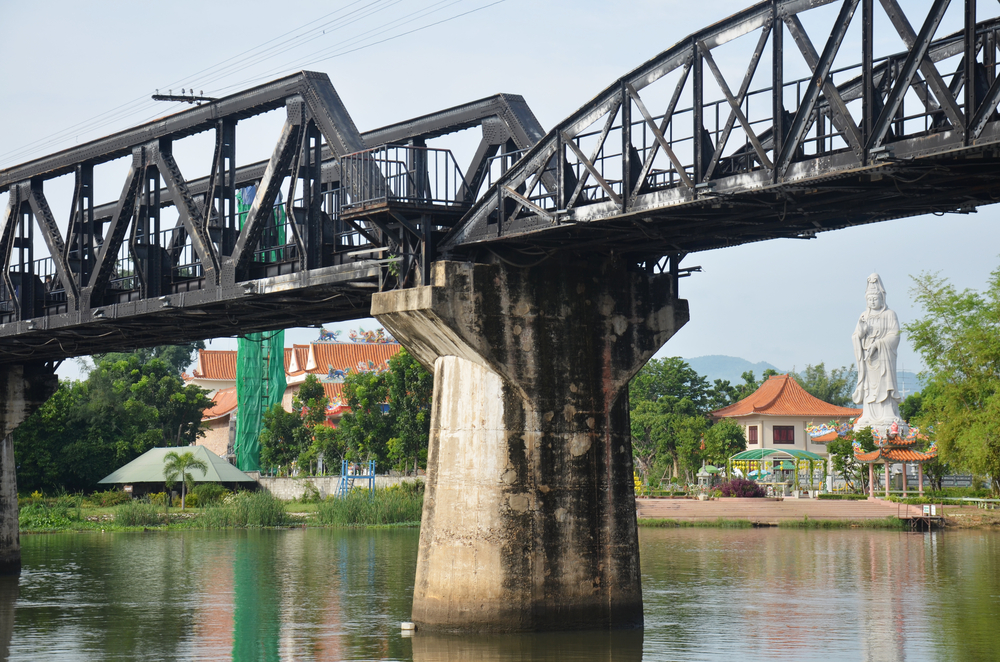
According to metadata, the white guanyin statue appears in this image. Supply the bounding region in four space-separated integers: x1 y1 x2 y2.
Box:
851 273 907 439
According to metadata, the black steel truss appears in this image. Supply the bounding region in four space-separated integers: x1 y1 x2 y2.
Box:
0 72 542 363
441 0 1000 265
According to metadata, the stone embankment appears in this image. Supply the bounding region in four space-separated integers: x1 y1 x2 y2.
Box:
636 497 923 525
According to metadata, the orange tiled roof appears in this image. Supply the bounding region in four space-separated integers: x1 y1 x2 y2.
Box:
192 350 238 381
711 374 862 419
856 447 937 462
308 342 400 376
203 387 238 420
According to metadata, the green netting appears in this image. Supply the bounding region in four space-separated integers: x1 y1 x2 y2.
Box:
233 186 289 472
234 331 286 472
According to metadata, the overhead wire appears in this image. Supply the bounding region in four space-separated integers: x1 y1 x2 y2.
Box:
1 0 506 168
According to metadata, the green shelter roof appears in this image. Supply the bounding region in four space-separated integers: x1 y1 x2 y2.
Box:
98 446 257 484
730 449 825 461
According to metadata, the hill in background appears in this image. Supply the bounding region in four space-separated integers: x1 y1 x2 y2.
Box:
684 355 925 396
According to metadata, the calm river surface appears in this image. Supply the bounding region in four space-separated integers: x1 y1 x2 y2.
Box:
2 527 998 661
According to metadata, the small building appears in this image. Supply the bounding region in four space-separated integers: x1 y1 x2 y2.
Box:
710 374 861 458
97 446 257 496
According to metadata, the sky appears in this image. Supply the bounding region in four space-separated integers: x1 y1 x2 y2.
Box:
1 0 996 382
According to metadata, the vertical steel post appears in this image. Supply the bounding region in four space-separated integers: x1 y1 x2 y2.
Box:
620 81 632 210
693 40 705 185
965 0 978 144
772 1 784 183
862 0 874 160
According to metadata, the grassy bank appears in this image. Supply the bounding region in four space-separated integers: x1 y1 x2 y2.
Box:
639 518 754 529
19 484 423 533
777 516 908 530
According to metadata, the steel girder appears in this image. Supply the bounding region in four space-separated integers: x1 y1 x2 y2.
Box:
0 72 544 364
440 0 1000 264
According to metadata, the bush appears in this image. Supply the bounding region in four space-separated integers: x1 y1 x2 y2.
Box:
317 486 423 526
718 478 767 498
192 483 228 506
817 493 869 500
299 482 322 503
19 500 77 530
115 499 161 527
200 491 286 528
89 489 132 507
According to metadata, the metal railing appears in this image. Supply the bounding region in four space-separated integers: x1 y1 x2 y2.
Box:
340 145 470 211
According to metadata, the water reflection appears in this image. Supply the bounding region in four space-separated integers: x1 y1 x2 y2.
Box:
0 574 17 661
411 630 643 661
8 528 1000 661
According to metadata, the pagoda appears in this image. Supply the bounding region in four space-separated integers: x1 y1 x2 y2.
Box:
852 421 938 498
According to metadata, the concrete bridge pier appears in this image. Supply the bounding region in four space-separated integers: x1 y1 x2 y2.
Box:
372 259 688 632
0 363 58 575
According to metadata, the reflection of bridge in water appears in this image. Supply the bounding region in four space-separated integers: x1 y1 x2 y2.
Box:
3 0 1000 632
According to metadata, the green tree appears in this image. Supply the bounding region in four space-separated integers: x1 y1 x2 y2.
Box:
162 450 208 510
827 426 878 493
335 369 393 466
702 418 746 469
259 403 303 473
14 356 212 493
385 350 433 474
792 363 857 407
291 375 329 473
630 357 711 413
92 342 205 377
906 265 1000 494
630 396 706 484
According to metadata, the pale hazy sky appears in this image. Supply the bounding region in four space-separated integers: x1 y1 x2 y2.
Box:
1 0 996 382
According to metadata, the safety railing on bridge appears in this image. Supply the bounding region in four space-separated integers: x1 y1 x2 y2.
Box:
339 145 470 213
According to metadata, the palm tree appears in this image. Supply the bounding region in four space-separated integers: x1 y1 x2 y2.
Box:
163 450 209 511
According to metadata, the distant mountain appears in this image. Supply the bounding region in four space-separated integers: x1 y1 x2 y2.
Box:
685 354 925 397
684 355 784 385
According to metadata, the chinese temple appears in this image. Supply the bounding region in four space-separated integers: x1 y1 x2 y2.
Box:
852 422 938 498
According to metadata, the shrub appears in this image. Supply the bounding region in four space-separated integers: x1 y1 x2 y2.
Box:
817 493 869 500
200 491 286 528
192 483 228 506
19 502 74 530
89 489 132 507
718 478 767 498
300 482 322 503
317 487 423 526
115 499 161 527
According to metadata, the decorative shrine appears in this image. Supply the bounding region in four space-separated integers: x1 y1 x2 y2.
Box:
853 421 938 498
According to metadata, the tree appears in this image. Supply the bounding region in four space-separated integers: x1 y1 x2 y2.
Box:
14 355 212 493
906 265 1000 494
335 369 393 467
385 350 433 474
92 342 205 377
827 426 878 493
630 357 711 413
792 363 857 407
703 418 746 469
259 403 303 473
705 370 773 410
162 450 209 510
291 375 329 473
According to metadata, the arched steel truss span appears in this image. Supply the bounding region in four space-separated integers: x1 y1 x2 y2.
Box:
442 0 1000 263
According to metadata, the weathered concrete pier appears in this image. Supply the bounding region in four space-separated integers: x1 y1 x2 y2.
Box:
373 259 688 631
0 363 58 575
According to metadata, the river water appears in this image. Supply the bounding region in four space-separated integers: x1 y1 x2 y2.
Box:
2 527 998 661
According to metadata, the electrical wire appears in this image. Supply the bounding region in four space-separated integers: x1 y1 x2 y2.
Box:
1 0 506 168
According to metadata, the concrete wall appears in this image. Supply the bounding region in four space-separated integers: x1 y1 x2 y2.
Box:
251 474 422 500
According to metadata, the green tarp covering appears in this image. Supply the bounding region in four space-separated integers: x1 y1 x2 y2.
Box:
234 331 286 473
98 446 256 484
233 186 288 473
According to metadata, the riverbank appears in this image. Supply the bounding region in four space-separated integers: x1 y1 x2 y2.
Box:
636 496 1000 529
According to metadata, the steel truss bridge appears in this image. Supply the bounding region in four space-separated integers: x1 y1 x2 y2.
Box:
3 0 1000 363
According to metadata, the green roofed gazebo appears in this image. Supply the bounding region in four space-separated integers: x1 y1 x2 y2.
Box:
98 446 257 495
728 448 825 493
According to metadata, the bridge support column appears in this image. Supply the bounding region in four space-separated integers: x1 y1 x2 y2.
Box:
0 363 58 575
372 259 688 632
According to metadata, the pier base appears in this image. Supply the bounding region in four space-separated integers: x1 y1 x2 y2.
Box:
0 363 58 575
373 259 688 631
